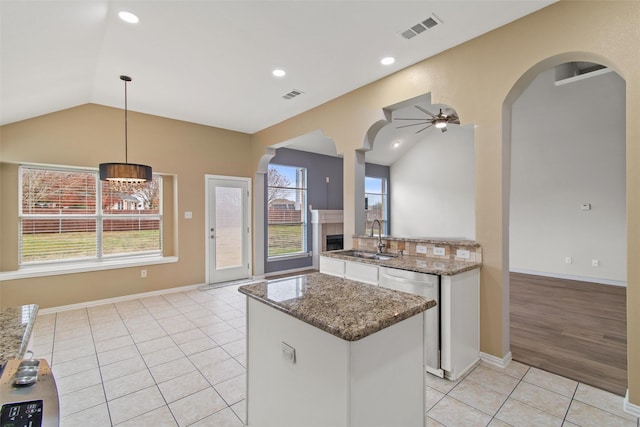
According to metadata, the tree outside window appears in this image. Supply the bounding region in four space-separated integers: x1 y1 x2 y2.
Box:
19 166 162 264
267 164 307 257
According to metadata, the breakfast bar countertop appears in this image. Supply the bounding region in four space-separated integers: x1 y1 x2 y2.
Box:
0 304 39 367
322 249 481 276
238 272 434 341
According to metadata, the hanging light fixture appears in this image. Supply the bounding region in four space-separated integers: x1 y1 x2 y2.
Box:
434 109 448 129
99 75 152 191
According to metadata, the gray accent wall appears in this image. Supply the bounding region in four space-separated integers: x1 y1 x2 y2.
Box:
265 148 389 273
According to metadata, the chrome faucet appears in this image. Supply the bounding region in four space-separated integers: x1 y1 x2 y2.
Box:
370 219 385 253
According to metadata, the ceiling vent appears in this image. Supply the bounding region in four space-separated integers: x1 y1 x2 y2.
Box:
283 89 304 100
400 15 441 40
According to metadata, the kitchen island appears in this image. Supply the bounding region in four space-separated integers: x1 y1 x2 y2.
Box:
239 272 435 427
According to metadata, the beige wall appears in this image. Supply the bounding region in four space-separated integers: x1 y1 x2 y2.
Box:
251 1 640 403
1 103 252 308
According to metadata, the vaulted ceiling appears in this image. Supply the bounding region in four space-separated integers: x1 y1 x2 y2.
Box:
1 1 556 134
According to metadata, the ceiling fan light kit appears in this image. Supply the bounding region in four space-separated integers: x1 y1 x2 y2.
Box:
395 106 460 133
99 75 153 191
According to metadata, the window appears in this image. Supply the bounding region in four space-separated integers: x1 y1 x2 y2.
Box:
19 165 162 266
267 164 307 258
365 176 388 235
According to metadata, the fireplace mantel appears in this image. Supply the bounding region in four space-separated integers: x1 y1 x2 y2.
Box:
311 209 344 224
311 210 344 269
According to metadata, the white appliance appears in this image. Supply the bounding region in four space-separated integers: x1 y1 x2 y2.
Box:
378 267 444 378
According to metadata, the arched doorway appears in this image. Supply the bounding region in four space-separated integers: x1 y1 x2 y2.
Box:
505 56 627 395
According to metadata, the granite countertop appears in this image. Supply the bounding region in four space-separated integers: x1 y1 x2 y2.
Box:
323 250 481 276
238 272 435 341
0 304 39 367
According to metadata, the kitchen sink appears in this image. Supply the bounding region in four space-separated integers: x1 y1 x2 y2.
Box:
340 250 393 261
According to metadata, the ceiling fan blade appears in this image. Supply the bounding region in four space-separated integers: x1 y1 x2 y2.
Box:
396 121 430 129
416 123 434 133
395 117 430 121
415 105 436 118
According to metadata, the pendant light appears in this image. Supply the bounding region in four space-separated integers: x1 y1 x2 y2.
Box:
99 75 152 191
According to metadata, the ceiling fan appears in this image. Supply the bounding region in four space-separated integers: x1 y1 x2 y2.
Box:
395 106 460 133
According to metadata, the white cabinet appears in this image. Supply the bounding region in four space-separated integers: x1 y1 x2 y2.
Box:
245 298 425 427
440 269 480 380
344 260 378 285
319 255 480 381
319 256 379 285
319 256 344 278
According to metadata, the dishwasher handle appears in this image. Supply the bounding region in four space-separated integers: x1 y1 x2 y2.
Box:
379 271 437 286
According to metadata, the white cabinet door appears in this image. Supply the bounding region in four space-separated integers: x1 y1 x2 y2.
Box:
344 261 378 285
319 256 345 278
440 268 480 380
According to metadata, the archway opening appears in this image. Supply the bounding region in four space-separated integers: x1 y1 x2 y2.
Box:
505 58 627 395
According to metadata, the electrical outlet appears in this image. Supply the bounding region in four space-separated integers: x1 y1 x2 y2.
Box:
592 259 599 267
141 269 147 278
565 257 572 264
281 342 296 364
434 247 446 256
416 245 427 254
456 249 471 259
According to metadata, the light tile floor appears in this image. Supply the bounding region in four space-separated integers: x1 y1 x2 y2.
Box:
27 283 639 427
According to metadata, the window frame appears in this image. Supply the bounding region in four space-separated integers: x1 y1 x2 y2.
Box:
18 164 163 268
365 175 389 236
266 163 308 261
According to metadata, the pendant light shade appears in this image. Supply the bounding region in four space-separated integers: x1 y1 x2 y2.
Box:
99 162 152 182
99 75 152 190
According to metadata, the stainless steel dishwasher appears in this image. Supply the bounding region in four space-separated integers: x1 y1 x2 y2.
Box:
378 267 443 378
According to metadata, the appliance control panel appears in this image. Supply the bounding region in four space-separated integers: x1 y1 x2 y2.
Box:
1 399 44 426
0 359 59 427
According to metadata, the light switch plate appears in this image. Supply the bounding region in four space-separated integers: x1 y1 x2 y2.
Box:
416 245 427 254
434 247 445 256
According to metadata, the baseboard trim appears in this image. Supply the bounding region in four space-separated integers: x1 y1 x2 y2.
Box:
37 282 206 315
510 268 626 287
624 390 640 417
198 277 263 291
480 351 513 369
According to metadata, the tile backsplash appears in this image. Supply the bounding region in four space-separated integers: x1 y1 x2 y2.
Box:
352 236 482 263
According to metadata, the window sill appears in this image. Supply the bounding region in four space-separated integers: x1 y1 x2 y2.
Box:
0 256 179 281
267 252 312 263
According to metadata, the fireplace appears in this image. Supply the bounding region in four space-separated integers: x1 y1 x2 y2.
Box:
326 234 344 251
310 210 344 269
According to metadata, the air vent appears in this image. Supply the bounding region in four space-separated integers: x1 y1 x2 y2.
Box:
400 14 441 40
283 89 304 100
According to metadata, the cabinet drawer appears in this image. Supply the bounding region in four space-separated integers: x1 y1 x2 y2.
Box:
345 261 378 285
320 256 345 278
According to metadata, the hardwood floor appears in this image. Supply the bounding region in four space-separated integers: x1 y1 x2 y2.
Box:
510 272 628 396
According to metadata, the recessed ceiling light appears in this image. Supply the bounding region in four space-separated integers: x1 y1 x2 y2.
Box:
381 57 395 66
273 69 286 77
118 11 139 24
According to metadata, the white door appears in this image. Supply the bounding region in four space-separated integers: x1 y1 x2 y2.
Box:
206 175 251 284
